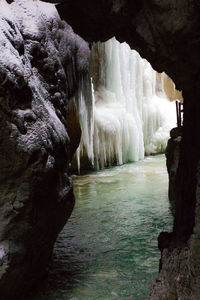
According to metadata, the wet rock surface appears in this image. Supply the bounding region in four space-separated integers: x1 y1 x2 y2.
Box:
0 1 89 299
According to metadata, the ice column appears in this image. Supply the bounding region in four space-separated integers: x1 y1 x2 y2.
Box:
75 38 177 170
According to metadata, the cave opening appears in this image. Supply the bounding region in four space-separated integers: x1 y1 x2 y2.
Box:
71 37 181 174
32 37 179 300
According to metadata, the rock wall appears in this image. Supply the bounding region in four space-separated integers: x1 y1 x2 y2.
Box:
0 1 90 299
150 123 200 300
56 0 200 92
165 127 183 215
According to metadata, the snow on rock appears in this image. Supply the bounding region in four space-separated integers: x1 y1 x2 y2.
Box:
0 0 90 299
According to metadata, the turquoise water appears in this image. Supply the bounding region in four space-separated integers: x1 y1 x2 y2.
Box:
37 155 173 300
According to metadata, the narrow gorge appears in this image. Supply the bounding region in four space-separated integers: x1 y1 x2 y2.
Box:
0 0 200 299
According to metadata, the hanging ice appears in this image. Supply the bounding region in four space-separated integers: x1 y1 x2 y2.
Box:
75 38 178 171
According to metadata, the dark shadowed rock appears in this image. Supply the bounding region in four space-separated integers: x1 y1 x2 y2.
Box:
165 127 182 215
0 1 90 299
56 0 200 92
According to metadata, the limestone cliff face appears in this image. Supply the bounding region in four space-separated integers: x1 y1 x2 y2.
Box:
54 0 200 298
0 1 89 299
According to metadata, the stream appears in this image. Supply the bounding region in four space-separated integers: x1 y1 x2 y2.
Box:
36 154 173 300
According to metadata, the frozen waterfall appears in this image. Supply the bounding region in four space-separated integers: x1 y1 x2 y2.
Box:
74 38 177 171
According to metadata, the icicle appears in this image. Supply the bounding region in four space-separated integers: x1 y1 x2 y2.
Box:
75 38 178 171
74 73 95 172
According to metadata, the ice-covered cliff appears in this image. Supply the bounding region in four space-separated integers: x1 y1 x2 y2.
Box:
76 38 177 171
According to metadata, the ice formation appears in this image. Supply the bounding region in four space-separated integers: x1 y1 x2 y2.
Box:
75 38 178 171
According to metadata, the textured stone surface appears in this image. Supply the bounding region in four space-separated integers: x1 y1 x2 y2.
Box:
166 127 182 215
150 91 200 299
56 0 200 92
0 1 90 299
151 126 195 300
150 159 200 299
150 247 195 300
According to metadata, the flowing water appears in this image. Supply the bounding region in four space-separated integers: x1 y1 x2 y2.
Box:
36 155 173 300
